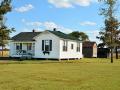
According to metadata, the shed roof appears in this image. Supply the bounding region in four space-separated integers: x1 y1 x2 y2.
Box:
83 41 97 48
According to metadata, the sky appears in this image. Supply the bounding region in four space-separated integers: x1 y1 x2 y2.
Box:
4 0 109 43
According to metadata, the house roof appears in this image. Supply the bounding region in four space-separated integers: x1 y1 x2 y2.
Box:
12 32 41 41
83 41 97 48
48 30 80 41
12 30 81 41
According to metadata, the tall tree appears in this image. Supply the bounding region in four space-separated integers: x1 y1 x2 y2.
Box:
69 31 89 41
98 0 120 63
0 0 14 56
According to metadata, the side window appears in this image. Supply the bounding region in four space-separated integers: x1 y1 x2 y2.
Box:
45 40 49 51
77 42 80 52
63 40 68 51
27 43 32 50
16 44 19 50
71 44 74 49
16 43 22 50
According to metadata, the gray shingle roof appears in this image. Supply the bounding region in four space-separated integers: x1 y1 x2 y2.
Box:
48 30 80 41
12 32 41 41
12 30 80 41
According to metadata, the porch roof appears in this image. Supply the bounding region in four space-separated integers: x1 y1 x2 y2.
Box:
12 32 41 41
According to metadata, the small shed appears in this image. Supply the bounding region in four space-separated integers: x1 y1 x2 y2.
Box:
83 41 97 58
97 48 110 58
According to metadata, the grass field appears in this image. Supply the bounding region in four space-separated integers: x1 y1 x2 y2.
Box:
0 58 120 90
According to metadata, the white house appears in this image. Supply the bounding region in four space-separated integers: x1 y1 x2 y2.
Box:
9 30 83 60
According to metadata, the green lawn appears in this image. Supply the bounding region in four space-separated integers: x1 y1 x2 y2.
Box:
0 58 120 90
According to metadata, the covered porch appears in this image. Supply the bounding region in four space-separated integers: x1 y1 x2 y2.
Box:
12 42 35 58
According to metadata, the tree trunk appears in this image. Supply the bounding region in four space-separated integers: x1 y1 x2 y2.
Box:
1 45 3 57
111 48 113 63
115 46 118 59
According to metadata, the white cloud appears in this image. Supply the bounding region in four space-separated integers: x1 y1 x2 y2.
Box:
22 19 73 33
22 19 42 27
15 4 34 13
26 22 42 27
48 0 73 8
43 21 59 30
20 19 100 42
80 21 97 26
61 27 73 33
22 28 31 32
43 21 73 33
48 0 98 8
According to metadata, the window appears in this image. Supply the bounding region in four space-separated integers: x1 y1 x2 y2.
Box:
71 44 74 49
63 40 68 51
27 43 32 50
16 43 22 50
45 40 49 51
77 42 80 52
42 40 52 51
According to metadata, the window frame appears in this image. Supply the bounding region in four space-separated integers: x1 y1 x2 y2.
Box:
77 42 80 52
42 40 52 52
16 43 22 50
71 44 74 49
63 40 68 52
27 43 32 51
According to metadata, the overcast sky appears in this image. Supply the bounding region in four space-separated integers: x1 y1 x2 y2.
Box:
5 0 118 43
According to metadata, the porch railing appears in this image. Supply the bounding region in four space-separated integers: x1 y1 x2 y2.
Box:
15 50 34 56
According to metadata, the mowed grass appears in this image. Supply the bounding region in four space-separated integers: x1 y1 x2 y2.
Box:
0 58 120 90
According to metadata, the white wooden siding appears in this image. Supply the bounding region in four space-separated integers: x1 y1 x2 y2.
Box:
59 39 83 59
34 31 60 59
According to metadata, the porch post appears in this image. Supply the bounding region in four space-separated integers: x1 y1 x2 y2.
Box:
59 58 61 61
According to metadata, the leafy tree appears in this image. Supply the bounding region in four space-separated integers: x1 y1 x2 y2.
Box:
69 31 89 41
0 0 14 56
98 0 120 63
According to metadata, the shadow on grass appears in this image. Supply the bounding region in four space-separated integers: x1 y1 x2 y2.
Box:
0 56 119 65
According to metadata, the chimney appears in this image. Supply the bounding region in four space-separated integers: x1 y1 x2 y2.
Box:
32 29 35 32
53 28 57 31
